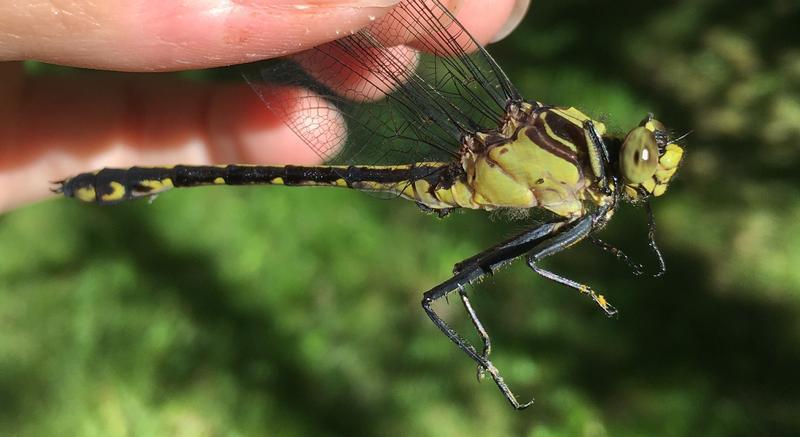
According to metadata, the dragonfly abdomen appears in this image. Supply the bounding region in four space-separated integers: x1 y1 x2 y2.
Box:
55 163 457 205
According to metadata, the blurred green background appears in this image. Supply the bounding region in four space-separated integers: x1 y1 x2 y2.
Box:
2 0 800 435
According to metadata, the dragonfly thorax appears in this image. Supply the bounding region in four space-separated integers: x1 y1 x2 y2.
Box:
456 104 609 219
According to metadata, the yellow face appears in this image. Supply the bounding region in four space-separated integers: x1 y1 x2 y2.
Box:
620 115 684 200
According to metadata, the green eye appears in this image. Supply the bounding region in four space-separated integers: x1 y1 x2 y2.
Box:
620 127 659 184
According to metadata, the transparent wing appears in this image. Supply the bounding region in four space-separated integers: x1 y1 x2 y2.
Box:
243 0 521 169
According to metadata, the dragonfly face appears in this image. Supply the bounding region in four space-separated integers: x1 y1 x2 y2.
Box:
619 115 685 201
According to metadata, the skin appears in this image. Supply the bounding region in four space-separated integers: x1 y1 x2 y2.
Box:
0 0 528 213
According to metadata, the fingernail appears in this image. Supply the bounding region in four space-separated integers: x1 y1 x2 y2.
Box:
351 0 400 5
491 0 530 43
236 0 400 6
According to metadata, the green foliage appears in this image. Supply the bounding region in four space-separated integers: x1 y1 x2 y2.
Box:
2 0 800 435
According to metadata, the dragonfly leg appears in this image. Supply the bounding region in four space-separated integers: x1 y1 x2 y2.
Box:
526 257 618 317
589 200 667 278
590 236 645 276
521 216 618 316
423 282 534 410
527 261 618 316
420 220 584 409
457 288 492 381
644 200 667 277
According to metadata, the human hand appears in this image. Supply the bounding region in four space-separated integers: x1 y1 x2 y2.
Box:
0 0 529 212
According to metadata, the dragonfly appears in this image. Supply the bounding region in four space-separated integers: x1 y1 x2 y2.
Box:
54 0 684 409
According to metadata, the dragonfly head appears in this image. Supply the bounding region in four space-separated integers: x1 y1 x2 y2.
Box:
618 114 684 201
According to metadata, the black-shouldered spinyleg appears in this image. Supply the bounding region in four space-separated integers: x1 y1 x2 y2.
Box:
54 0 685 410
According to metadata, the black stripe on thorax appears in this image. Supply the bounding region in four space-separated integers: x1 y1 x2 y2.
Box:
526 116 580 166
545 111 589 152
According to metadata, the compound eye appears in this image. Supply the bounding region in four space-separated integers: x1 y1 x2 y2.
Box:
620 127 659 184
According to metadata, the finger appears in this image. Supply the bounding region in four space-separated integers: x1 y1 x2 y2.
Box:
295 0 525 100
0 0 400 71
0 64 323 212
246 83 346 162
453 0 530 45
294 44 419 102
364 0 524 49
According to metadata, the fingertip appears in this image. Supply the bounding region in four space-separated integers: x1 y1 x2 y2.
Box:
452 0 520 45
490 0 531 43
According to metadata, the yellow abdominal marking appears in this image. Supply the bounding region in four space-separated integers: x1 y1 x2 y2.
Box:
410 179 453 209
139 178 174 192
100 181 126 202
430 180 477 209
75 187 97 202
354 181 390 191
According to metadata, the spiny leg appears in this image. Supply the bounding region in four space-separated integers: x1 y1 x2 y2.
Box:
527 261 618 317
589 200 667 278
644 200 667 277
524 216 618 316
457 288 492 381
420 221 574 409
422 276 534 410
590 236 645 276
